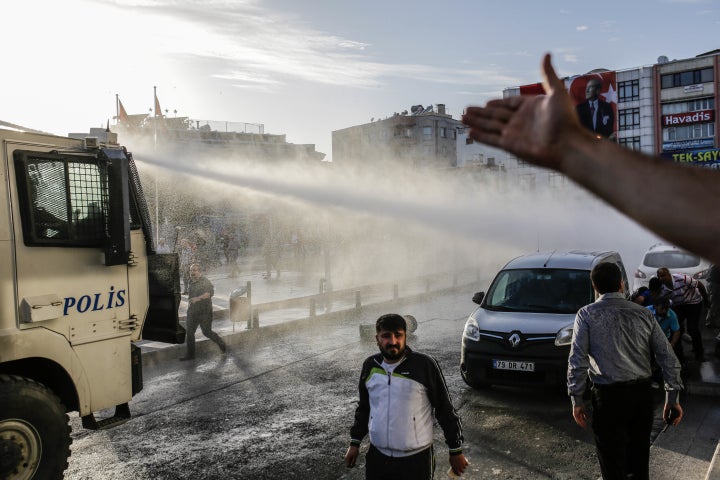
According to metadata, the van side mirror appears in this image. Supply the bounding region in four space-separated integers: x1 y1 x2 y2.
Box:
472 292 485 305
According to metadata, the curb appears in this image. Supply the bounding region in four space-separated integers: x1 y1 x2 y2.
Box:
707 442 720 480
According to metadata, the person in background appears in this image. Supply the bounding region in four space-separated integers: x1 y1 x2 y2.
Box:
567 262 683 480
344 313 468 479
156 237 171 254
648 294 682 361
224 233 240 278
461 53 720 266
706 265 720 328
178 238 194 295
632 277 671 307
657 267 708 363
262 236 282 279
180 263 226 361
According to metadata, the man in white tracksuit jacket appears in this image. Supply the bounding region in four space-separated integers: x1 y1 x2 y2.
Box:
344 313 468 479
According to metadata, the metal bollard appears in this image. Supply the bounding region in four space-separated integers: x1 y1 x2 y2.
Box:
229 284 249 332
355 291 362 309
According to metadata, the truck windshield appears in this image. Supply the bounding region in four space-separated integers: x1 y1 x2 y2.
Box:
484 268 593 314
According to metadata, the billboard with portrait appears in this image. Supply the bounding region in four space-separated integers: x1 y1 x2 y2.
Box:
567 72 617 139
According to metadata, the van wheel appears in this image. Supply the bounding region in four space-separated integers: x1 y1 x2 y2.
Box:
0 375 71 480
460 364 490 389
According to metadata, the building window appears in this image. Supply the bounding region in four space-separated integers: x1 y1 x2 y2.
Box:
618 107 640 130
619 136 641 151
452 129 457 140
661 97 714 115
618 79 639 102
439 127 447 138
394 126 413 138
423 126 432 140
661 67 714 89
663 122 715 141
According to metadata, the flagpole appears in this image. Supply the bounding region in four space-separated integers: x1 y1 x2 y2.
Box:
153 86 159 247
115 94 119 125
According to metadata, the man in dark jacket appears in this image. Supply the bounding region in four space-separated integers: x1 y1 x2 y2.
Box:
344 313 468 479
180 263 226 361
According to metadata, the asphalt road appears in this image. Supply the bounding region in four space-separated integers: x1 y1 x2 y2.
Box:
63 288 710 479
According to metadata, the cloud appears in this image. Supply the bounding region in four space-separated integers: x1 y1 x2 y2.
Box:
576 25 589 32
102 0 500 92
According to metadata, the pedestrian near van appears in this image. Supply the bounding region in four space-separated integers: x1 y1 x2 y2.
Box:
180 263 227 361
705 264 720 328
657 267 708 363
648 295 681 350
344 313 468 479
568 262 683 480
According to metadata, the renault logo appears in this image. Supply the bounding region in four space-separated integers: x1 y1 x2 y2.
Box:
508 333 521 348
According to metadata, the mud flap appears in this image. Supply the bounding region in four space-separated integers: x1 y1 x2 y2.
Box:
143 253 186 344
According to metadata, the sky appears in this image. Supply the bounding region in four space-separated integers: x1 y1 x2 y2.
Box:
2 0 718 160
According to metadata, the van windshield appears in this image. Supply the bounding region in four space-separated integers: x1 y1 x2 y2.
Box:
484 268 594 314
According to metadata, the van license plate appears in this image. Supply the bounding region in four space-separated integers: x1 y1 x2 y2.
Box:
492 359 535 372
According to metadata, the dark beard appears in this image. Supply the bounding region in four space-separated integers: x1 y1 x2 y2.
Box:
379 344 405 361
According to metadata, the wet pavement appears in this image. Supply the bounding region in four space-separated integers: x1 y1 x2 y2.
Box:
136 253 720 480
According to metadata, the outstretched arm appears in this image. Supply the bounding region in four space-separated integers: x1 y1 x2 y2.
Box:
462 53 720 265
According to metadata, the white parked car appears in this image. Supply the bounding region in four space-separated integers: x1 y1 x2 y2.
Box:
632 243 710 291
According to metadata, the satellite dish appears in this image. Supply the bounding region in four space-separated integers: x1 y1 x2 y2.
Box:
658 55 669 64
410 105 423 114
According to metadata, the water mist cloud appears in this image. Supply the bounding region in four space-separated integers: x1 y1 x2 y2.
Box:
134 140 654 272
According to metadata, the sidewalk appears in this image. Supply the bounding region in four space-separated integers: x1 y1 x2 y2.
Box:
136 253 720 480
138 253 480 360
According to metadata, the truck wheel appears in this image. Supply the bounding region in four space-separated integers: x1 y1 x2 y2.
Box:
0 374 71 480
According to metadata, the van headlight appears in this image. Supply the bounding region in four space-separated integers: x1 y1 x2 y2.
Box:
463 317 480 341
555 324 574 346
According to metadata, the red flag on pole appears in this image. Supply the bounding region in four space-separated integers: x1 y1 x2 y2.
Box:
154 88 162 117
118 99 130 124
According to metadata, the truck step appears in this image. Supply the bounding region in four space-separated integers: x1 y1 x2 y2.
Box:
81 403 131 430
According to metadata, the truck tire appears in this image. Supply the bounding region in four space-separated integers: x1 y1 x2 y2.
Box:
0 374 71 480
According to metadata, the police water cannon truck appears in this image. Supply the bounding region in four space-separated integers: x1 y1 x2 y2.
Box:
0 127 184 479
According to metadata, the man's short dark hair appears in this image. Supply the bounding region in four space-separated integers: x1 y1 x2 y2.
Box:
376 313 406 333
591 262 622 294
654 294 672 308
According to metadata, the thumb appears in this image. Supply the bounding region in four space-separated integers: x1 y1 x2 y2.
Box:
541 53 564 95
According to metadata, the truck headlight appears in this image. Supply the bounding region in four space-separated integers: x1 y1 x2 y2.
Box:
463 317 480 341
555 324 574 346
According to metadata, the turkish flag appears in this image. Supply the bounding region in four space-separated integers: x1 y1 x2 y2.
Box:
155 93 162 117
118 100 130 124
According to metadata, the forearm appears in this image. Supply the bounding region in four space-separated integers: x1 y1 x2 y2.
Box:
559 135 720 264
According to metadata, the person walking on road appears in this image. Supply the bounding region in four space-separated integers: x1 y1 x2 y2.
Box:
568 262 683 480
344 313 468 479
180 263 227 361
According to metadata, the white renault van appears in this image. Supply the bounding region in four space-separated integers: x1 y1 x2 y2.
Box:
460 250 629 389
